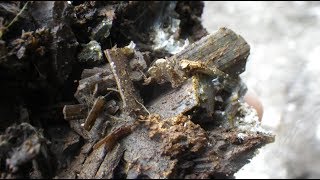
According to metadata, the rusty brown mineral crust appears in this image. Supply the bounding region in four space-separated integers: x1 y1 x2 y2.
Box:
0 1 274 179
142 114 208 157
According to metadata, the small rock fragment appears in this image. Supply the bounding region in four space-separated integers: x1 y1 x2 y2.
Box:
63 104 88 121
105 47 145 116
78 40 104 66
105 100 119 115
90 18 113 41
95 143 125 179
74 73 115 105
78 143 108 179
84 96 106 131
147 78 199 119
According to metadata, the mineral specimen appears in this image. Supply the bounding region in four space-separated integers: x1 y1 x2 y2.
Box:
0 1 274 179
61 27 274 179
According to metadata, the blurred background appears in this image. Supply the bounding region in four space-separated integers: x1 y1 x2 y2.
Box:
202 1 320 179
